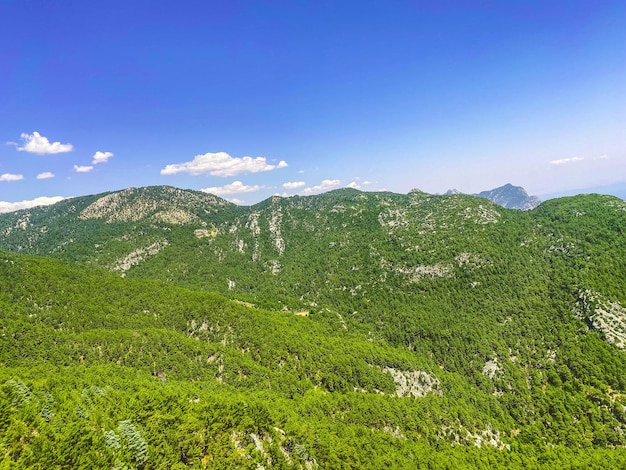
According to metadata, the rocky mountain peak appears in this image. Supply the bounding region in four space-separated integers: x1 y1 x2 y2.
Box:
475 183 541 210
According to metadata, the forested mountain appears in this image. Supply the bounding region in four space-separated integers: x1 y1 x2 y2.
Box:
2 185 626 468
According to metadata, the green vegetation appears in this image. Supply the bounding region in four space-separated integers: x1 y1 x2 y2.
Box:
1 187 626 467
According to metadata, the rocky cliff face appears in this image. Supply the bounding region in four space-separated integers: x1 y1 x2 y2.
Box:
475 183 541 210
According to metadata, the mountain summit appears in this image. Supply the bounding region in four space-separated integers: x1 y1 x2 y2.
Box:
475 183 541 210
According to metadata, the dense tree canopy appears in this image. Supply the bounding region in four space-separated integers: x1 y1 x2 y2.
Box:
1 187 626 467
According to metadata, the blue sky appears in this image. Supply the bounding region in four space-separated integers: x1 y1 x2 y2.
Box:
2 0 626 210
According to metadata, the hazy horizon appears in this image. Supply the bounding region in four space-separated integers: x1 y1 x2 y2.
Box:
2 1 625 207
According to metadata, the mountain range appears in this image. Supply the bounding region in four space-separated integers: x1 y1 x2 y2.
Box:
1 185 626 468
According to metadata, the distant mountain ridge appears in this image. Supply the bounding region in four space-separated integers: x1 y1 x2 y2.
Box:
540 181 626 201
476 183 541 210
446 183 541 210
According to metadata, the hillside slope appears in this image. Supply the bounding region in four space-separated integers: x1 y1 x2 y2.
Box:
2 251 626 468
2 186 626 467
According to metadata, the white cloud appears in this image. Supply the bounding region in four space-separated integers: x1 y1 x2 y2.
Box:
283 181 306 189
92 151 114 164
15 132 73 155
0 196 65 214
550 157 584 165
0 173 24 182
228 198 245 205
301 179 341 195
161 151 288 177
36 172 55 180
200 180 263 196
347 181 360 189
74 165 93 173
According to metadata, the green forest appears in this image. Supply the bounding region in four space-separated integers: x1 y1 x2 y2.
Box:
1 186 626 468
